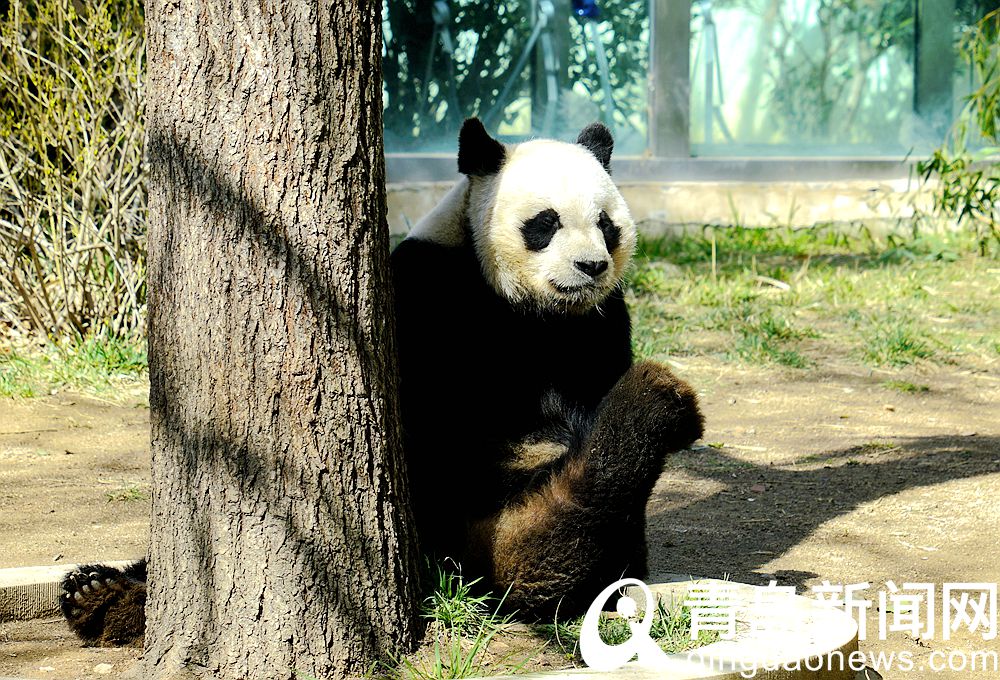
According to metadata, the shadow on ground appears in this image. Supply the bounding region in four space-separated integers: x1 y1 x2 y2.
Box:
649 434 1000 587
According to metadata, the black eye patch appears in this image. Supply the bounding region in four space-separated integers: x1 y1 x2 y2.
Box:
598 211 620 252
521 208 561 252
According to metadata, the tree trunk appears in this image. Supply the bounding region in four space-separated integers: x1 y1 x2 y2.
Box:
142 0 419 677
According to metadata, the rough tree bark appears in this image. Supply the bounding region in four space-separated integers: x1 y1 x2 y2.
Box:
142 0 419 678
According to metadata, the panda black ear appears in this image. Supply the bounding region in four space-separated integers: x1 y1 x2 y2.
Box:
458 118 506 177
577 123 613 172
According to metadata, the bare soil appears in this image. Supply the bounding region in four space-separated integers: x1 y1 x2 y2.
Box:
1 359 998 679
0 387 150 569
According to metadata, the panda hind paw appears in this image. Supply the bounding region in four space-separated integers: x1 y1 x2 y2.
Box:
60 563 144 646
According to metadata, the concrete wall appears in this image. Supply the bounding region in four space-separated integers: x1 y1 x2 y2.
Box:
386 178 931 237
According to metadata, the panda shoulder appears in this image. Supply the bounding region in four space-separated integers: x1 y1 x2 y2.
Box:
390 234 479 305
403 177 469 248
391 177 476 289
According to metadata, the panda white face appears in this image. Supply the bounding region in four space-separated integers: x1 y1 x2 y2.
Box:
459 120 637 313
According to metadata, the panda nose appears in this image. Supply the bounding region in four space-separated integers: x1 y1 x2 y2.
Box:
574 259 609 278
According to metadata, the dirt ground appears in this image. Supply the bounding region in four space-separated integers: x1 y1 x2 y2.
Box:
0 386 151 570
0 359 998 679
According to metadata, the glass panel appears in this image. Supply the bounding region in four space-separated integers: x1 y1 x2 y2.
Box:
382 0 650 155
689 0 934 156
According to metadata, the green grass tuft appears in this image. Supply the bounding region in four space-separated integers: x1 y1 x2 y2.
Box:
0 335 146 398
724 307 813 368
421 565 502 637
881 380 930 394
858 440 899 454
861 323 934 367
105 484 148 503
391 564 518 680
732 334 810 368
627 261 675 296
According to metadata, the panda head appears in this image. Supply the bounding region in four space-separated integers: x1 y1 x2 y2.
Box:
458 118 637 313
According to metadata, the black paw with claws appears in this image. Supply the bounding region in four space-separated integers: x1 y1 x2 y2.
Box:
60 561 147 646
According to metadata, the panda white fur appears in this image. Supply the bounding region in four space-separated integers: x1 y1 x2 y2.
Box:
58 120 705 645
392 118 704 616
406 121 635 312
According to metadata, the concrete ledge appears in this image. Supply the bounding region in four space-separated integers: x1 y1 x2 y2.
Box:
385 155 915 184
0 561 132 623
484 576 860 680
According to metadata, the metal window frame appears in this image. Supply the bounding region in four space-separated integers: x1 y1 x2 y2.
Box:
385 154 916 183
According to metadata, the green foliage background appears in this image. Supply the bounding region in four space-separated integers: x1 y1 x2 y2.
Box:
381 0 649 151
920 8 1000 253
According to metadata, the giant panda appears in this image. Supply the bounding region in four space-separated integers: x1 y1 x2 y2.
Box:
391 118 704 616
59 118 703 646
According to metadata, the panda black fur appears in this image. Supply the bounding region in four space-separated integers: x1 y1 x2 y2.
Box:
392 119 704 616
58 118 704 645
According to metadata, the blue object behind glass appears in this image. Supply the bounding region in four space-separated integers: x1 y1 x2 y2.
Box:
572 0 601 20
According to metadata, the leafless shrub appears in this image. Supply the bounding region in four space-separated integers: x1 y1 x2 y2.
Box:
0 0 146 340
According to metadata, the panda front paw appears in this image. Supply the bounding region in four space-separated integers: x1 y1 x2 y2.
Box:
603 360 704 450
